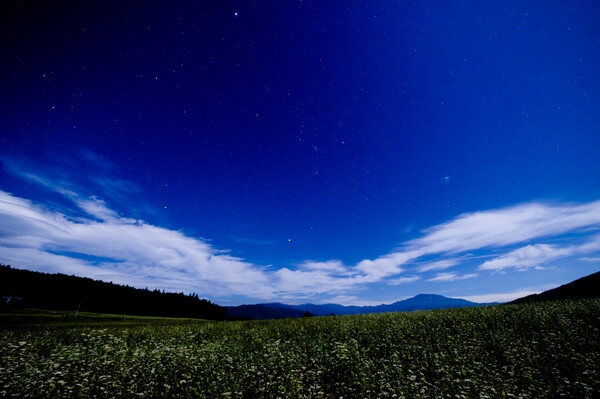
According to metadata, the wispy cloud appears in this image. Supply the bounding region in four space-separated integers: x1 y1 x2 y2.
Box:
78 149 114 170
355 250 421 282
297 260 351 275
408 200 600 254
416 259 460 273
388 276 420 285
355 200 600 281
427 272 477 282
580 257 600 263
1 154 142 214
0 191 274 299
458 289 548 303
479 235 600 272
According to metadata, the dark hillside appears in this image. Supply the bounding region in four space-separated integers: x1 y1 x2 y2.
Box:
0 265 226 320
511 271 600 304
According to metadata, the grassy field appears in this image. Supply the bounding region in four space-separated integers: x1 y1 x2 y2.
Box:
1 300 599 398
0 307 210 328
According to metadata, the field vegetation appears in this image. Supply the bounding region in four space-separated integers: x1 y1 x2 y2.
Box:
1 299 599 398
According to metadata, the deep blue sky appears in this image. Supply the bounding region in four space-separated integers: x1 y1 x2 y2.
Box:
1 1 599 305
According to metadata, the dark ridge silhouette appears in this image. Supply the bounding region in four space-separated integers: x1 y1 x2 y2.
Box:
511 271 600 304
0 265 226 320
226 294 493 320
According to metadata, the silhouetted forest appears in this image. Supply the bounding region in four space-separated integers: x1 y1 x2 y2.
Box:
0 265 226 320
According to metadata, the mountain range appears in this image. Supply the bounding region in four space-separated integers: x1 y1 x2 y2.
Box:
225 294 495 320
228 270 600 320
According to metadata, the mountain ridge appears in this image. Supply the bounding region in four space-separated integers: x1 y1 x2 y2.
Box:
511 271 600 304
226 293 494 320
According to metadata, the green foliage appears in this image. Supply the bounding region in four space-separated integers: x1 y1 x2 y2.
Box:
1 300 599 398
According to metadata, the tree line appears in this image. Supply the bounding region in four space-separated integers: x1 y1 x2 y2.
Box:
0 265 226 320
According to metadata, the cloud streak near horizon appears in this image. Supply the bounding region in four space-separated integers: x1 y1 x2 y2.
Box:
1 159 600 304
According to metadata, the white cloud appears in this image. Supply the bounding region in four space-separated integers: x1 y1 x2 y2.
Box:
0 189 372 302
273 267 361 295
479 244 570 272
356 200 600 282
479 235 600 272
388 276 420 285
458 290 543 303
0 191 273 300
416 259 459 273
355 250 422 282
297 260 350 275
74 196 124 222
407 200 600 255
580 257 600 263
2 181 422 298
427 272 477 282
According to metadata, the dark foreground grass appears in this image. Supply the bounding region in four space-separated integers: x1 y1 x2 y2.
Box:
0 307 209 328
1 299 599 398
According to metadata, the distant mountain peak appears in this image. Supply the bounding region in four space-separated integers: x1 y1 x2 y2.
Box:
226 293 489 320
410 293 446 299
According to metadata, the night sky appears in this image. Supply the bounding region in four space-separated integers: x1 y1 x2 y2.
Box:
1 1 599 305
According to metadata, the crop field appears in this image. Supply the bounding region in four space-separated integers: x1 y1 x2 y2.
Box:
1 300 599 398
